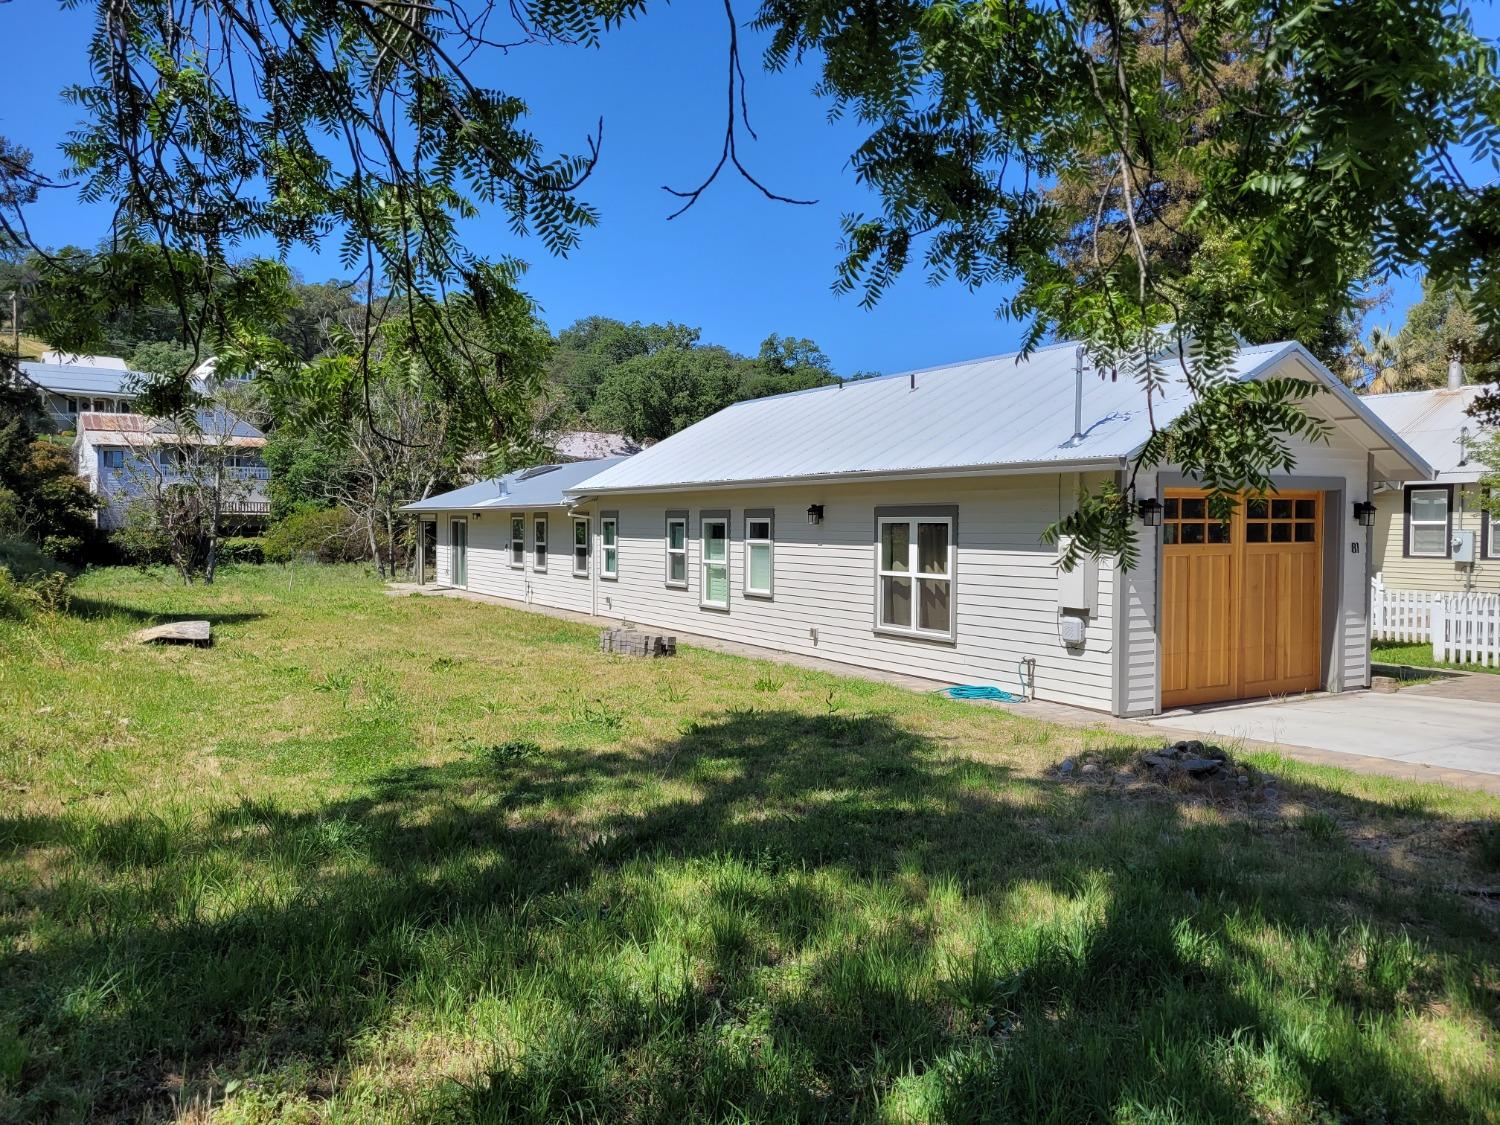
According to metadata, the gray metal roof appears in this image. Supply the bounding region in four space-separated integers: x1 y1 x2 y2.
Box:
568 340 1431 495
1360 385 1487 483
20 361 140 397
400 457 629 512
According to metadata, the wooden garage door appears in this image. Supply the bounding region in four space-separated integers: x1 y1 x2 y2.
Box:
1161 491 1323 709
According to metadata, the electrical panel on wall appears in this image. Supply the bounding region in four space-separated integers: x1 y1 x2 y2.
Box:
1453 529 1476 565
1056 548 1099 617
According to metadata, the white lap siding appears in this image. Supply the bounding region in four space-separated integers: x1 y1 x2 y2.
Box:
592 474 1118 711
438 509 595 613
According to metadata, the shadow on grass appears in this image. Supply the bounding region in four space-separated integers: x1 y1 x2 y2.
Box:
63 595 267 627
2 710 1495 1121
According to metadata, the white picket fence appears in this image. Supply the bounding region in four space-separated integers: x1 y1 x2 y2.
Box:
1432 593 1500 667
1371 576 1500 667
1369 578 1435 643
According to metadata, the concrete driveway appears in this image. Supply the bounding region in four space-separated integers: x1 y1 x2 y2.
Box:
1146 679 1500 777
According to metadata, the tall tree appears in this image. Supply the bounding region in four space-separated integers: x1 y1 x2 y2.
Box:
549 317 701 416
1398 281 1500 391
264 286 554 573
745 334 838 398
7 1 1499 561
591 345 747 443
0 374 98 561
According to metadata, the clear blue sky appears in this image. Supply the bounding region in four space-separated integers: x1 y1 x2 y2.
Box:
1 3 1492 376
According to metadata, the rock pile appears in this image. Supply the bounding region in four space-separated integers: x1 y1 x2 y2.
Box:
1056 739 1278 802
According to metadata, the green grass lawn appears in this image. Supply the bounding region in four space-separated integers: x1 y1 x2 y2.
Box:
3 566 1499 1123
1373 641 1500 676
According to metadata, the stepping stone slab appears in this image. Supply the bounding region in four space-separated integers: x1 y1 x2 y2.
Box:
132 620 212 646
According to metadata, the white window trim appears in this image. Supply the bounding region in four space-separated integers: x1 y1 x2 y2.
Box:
509 514 525 569
532 514 548 572
700 513 730 610
600 513 619 580
873 509 957 642
572 515 590 578
743 509 774 599
1406 486 1450 558
665 511 688 589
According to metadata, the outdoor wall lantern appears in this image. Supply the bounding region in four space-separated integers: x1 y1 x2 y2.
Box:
1353 500 1377 527
1136 497 1163 526
806 504 825 525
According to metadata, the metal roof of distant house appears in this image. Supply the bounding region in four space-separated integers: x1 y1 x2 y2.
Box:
399 457 630 512
568 340 1431 496
21 360 140 397
40 350 129 369
77 408 266 447
550 430 643 461
1359 384 1487 484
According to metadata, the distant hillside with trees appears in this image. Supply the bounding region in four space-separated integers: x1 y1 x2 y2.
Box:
547 317 873 443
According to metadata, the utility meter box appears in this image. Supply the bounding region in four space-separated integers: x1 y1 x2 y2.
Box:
1453 529 1476 564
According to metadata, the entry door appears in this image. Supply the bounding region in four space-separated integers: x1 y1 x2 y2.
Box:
450 519 468 587
1160 491 1322 709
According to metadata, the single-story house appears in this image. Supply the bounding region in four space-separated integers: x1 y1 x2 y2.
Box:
403 458 629 614
1361 378 1497 592
402 340 1432 716
76 408 271 531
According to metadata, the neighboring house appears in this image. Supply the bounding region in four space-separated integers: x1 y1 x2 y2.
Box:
21 356 141 429
21 351 235 430
1362 378 1497 593
76 408 271 531
549 430 643 462
403 340 1431 717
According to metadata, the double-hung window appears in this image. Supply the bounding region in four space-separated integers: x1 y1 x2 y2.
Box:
510 515 525 568
101 449 126 473
700 514 729 609
744 510 773 598
573 516 590 577
601 514 618 579
1406 486 1451 558
533 515 548 571
1487 505 1500 561
876 511 955 639
665 512 688 588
